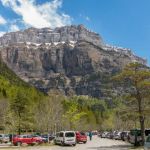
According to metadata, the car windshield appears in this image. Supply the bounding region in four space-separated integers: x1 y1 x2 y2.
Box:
65 132 75 137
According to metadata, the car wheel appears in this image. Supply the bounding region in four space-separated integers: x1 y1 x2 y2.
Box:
16 142 22 146
73 143 76 146
61 141 65 146
84 141 87 144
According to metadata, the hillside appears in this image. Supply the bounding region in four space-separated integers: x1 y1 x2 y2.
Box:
0 56 28 87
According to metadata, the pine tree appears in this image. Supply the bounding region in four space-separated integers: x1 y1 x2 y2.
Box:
113 63 150 145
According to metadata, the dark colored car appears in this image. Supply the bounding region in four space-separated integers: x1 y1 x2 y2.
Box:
114 132 122 140
128 129 142 145
12 135 43 146
121 131 129 141
108 132 114 139
76 132 87 144
41 134 55 143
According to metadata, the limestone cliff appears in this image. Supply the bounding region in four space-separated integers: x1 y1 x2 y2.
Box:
0 25 146 99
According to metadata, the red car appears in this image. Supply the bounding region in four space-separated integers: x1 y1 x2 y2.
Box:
12 135 43 146
76 132 87 143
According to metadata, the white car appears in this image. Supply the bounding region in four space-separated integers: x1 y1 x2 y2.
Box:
114 132 122 140
101 132 108 138
0 134 9 143
54 131 76 146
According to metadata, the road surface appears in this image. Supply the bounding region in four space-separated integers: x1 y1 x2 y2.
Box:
0 136 142 150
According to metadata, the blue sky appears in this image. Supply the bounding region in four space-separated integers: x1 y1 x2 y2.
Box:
0 0 150 65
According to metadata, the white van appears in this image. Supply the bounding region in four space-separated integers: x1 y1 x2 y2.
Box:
54 131 76 146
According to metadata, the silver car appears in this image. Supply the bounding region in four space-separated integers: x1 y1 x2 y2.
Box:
0 134 9 143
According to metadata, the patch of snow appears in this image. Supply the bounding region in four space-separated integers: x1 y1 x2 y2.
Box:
103 44 131 53
26 42 41 46
69 43 75 47
70 41 77 44
54 42 59 45
45 43 51 46
48 29 53 31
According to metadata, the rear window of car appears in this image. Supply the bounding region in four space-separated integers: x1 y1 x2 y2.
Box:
65 132 75 137
80 132 86 136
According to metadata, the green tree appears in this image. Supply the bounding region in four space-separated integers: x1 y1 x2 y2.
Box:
10 87 33 135
113 63 150 145
63 99 86 130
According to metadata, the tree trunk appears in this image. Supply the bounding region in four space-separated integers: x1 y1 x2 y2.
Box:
140 115 145 146
136 88 145 146
18 114 21 135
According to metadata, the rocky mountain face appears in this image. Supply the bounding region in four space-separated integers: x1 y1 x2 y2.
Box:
0 25 146 99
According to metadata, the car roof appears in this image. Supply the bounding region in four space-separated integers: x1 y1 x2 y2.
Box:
58 131 75 133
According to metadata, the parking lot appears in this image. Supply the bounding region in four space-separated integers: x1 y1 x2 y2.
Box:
0 136 141 150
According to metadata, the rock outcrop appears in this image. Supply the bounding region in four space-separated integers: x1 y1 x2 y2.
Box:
0 25 147 99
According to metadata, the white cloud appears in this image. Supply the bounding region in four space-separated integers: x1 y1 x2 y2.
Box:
86 16 90 21
0 15 7 24
79 14 91 22
0 32 5 37
1 0 71 28
10 24 19 32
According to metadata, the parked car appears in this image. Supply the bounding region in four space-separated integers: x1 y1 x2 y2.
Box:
144 135 150 150
128 129 142 145
92 130 98 135
31 135 44 142
108 132 114 139
76 132 87 143
41 134 55 143
114 132 122 140
128 129 150 146
54 131 76 146
0 134 10 143
121 131 129 141
106 132 111 138
101 132 108 138
12 135 43 146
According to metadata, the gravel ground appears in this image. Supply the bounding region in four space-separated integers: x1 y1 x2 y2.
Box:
0 136 143 150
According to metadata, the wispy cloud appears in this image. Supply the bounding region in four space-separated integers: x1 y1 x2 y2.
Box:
79 14 91 22
85 16 90 21
0 31 5 37
1 0 71 28
0 15 7 25
9 24 19 32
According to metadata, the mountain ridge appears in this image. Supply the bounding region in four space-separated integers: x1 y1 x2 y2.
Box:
0 25 147 99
